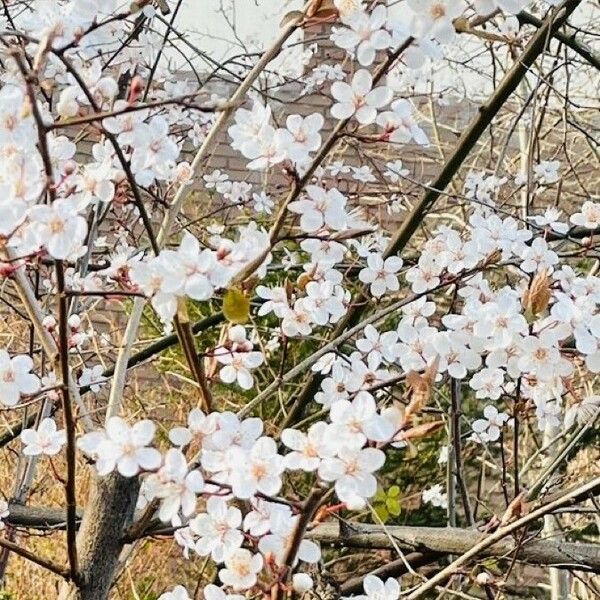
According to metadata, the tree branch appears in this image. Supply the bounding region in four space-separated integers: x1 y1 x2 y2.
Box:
309 521 600 573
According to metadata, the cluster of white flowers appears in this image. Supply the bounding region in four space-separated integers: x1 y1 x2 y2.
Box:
0 0 595 597
127 226 271 330
228 101 325 171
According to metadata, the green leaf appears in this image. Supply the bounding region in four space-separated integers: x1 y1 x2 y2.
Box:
374 504 390 523
388 485 401 498
223 288 250 324
374 488 386 502
386 498 401 516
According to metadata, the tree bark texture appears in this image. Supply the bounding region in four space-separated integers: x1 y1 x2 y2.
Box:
58 473 140 600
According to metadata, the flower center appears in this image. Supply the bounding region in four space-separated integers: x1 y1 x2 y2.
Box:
430 4 446 19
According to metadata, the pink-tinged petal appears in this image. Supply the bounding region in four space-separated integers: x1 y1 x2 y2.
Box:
219 365 237 384
384 577 400 598
117 455 140 477
159 495 180 523
23 444 42 456
336 31 361 50
298 539 321 563
370 279 386 298
237 368 254 390
357 44 376 66
385 256 403 272
105 416 129 443
331 102 355 121
132 419 156 446
352 69 373 96
371 29 391 50
330 81 354 103
412 125 429 146
169 427 192 447
355 106 377 125
366 86 393 109
358 447 386 471
12 354 33 373
363 575 385 596
300 210 324 233
281 428 305 451
21 429 37 446
186 471 205 494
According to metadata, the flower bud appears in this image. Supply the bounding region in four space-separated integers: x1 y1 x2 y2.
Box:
292 573 314 594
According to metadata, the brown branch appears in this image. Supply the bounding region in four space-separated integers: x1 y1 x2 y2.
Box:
174 300 212 412
11 47 80 583
55 262 80 582
517 10 600 71
405 475 600 599
46 94 239 130
309 521 600 573
0 535 70 580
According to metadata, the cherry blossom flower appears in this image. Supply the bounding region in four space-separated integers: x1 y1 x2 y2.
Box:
174 232 216 301
405 255 442 294
27 199 87 260
330 69 392 125
21 418 66 456
253 191 274 214
518 333 572 381
288 185 348 233
319 446 385 508
408 0 467 44
79 417 161 477
130 116 180 185
243 499 291 537
228 101 272 157
203 169 230 193
471 405 509 443
330 395 394 447
0 351 40 407
281 422 336 471
359 253 403 298
384 160 409 182
356 324 398 366
189 497 243 563
469 367 505 400
130 253 185 328
169 408 217 448
148 449 204 525
519 238 558 273
219 548 263 591
377 99 429 146
229 436 284 499
258 512 321 566
570 200 600 230
281 113 323 163
79 365 106 393
158 585 191 600
533 160 560 184
332 5 391 66
203 584 245 600
215 327 264 390
528 207 569 235
422 484 448 509
343 575 400 600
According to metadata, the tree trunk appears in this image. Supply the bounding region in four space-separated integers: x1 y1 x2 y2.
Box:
58 473 139 600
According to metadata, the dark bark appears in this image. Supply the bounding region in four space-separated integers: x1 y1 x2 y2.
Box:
58 473 140 600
